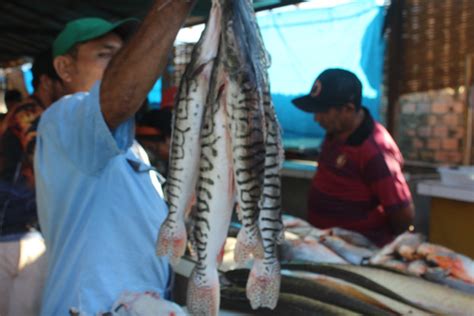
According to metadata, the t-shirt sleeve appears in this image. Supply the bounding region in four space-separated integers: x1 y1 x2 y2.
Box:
44 82 134 175
363 151 412 213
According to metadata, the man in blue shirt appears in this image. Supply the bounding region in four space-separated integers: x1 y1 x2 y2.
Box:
34 1 195 314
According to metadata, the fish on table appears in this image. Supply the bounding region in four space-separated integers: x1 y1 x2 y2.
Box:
156 0 222 267
224 268 395 316
320 235 375 265
340 264 474 315
406 259 429 277
370 231 425 265
424 268 474 295
417 242 474 284
279 270 423 316
328 227 378 250
279 236 348 264
220 286 359 316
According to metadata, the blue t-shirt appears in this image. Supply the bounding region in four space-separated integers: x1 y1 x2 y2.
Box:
35 82 170 315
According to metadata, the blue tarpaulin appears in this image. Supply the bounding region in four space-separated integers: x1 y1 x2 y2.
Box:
257 0 386 140
23 0 385 142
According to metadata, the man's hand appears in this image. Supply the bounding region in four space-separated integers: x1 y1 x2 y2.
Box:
100 0 196 129
389 202 415 235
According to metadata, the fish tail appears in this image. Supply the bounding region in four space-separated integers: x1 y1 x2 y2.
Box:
246 259 281 310
187 267 220 316
234 225 264 265
156 219 187 267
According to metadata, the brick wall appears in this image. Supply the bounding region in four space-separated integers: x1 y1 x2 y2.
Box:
397 88 466 164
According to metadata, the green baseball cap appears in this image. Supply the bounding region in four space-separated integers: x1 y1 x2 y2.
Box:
53 17 139 58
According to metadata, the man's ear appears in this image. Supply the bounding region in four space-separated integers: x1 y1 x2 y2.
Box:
344 102 356 113
53 56 74 83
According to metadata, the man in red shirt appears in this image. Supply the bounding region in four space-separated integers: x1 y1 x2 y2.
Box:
292 68 414 246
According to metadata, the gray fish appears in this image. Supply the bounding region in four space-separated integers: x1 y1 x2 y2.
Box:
156 0 222 267
329 227 378 250
281 262 431 313
424 268 474 295
341 264 474 315
220 286 359 316
279 237 348 264
370 232 425 265
224 269 395 316
407 259 428 277
281 270 410 315
321 235 375 265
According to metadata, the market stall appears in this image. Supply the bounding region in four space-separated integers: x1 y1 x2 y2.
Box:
417 169 474 258
1 1 474 316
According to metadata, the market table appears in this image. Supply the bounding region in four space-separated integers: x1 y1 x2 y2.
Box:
417 180 474 258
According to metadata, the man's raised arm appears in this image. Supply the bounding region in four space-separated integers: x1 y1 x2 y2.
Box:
101 0 195 129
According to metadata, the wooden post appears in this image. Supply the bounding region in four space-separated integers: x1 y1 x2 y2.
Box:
386 0 405 138
463 54 474 165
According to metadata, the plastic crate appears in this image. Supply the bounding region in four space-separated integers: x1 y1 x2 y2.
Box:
438 166 474 188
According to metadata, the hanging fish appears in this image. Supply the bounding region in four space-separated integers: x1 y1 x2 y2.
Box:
247 81 284 309
156 0 222 266
220 0 266 266
186 47 235 316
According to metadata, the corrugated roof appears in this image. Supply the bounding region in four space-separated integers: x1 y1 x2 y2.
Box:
0 0 303 65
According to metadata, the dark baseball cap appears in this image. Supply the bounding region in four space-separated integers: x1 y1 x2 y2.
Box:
292 68 362 113
53 17 139 58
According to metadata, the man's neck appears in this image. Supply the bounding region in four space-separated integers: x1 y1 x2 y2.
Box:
334 109 365 142
33 91 51 109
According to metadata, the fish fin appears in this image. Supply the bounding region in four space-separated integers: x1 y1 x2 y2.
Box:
275 217 285 245
187 267 219 316
156 219 187 267
246 259 280 310
184 194 196 219
235 203 243 221
234 226 264 265
217 240 226 266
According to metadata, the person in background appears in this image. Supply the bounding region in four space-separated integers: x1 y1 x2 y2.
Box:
292 68 414 246
136 107 173 175
34 1 194 314
4 89 23 112
0 49 63 316
1 89 23 128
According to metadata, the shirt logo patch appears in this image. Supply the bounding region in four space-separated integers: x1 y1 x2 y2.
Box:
311 80 322 98
336 154 347 168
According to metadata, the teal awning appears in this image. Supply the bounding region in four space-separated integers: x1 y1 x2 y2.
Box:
0 0 304 63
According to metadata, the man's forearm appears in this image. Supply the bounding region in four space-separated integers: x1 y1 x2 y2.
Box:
101 0 194 129
389 203 415 234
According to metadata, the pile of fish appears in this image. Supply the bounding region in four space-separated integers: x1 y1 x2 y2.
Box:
216 216 474 315
279 215 474 295
220 262 474 315
370 232 474 293
156 0 284 315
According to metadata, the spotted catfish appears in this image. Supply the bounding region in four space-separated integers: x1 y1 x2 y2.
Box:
156 0 222 267
247 82 285 310
220 0 267 267
220 0 283 309
186 50 235 316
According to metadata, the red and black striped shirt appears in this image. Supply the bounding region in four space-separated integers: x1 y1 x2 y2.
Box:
308 108 412 246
